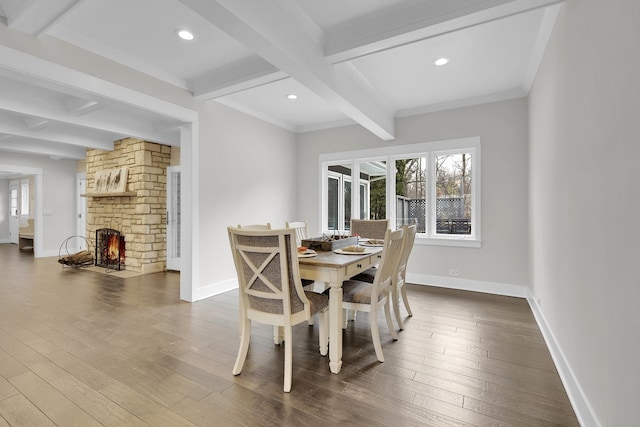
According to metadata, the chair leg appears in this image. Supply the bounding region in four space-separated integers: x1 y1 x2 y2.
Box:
392 284 403 330
384 299 399 341
283 326 293 392
232 318 251 375
318 309 328 356
400 284 413 317
273 325 284 345
370 308 384 362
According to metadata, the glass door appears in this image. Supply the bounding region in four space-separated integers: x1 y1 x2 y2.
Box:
166 166 181 271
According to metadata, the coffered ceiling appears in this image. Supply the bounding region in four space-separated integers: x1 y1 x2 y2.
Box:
0 0 563 162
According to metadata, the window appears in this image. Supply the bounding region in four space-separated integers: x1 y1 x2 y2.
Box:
326 163 352 232
321 137 480 247
20 180 29 217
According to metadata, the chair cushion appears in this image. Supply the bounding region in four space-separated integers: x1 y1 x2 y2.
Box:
326 280 384 305
351 267 376 283
304 291 328 314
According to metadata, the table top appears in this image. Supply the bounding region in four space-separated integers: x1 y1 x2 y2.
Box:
298 247 382 268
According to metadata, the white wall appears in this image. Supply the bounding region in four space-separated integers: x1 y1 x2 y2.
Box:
0 153 77 255
196 101 298 299
296 98 530 294
528 1 640 426
0 179 8 242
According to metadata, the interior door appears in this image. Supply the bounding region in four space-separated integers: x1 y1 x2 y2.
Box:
76 173 87 250
166 166 181 271
9 180 18 244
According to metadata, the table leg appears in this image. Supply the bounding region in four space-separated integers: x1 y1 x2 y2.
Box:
328 284 343 374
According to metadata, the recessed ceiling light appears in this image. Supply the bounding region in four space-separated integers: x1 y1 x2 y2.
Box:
176 29 194 41
433 57 450 66
287 94 298 100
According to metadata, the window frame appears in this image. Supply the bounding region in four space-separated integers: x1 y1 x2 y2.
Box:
320 137 481 248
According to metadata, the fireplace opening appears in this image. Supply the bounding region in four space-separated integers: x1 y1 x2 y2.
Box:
95 228 125 270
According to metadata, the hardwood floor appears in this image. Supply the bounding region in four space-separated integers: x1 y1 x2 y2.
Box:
0 244 579 426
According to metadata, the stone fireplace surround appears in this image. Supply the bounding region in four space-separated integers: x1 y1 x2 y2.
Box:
85 138 170 274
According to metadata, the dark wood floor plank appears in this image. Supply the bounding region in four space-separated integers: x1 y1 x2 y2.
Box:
0 244 579 426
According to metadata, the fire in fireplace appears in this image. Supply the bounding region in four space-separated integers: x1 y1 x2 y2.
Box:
95 228 125 270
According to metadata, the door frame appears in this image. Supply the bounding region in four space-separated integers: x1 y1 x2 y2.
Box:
9 180 18 244
0 165 43 256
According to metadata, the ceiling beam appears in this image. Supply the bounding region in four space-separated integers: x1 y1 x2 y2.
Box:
0 121 114 151
0 85 179 146
191 55 287 100
325 0 566 63
0 139 87 159
179 0 395 141
7 0 86 37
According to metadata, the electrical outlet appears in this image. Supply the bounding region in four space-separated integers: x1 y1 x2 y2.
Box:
449 269 459 277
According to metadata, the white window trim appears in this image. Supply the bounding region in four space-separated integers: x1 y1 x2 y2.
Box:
320 137 481 248
20 179 29 218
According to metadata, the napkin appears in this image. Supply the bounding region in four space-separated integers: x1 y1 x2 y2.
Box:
367 239 384 245
341 246 365 252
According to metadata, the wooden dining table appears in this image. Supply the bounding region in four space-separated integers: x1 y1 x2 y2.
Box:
298 246 383 374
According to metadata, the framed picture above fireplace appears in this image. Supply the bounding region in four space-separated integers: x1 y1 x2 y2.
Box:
94 167 128 194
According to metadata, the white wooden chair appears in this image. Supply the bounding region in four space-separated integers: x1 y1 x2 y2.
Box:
238 224 286 342
351 224 417 330
346 218 389 322
392 224 417 329
336 228 404 362
228 226 329 392
285 220 309 247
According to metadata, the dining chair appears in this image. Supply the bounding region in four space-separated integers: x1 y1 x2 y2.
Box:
345 218 389 323
228 226 329 392
333 227 404 362
285 220 309 247
350 218 389 240
237 224 288 343
351 224 417 330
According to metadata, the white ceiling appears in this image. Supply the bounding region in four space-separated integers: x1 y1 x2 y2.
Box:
0 0 563 162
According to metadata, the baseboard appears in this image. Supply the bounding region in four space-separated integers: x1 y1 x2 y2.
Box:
39 249 60 258
0 239 10 244
405 273 597 426
405 273 528 298
197 277 238 301
526 291 600 427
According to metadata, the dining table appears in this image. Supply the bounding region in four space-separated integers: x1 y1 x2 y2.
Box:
298 245 383 374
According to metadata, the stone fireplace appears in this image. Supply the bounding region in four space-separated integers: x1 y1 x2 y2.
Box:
85 138 171 274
